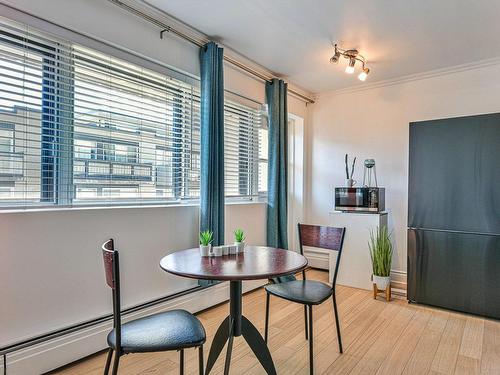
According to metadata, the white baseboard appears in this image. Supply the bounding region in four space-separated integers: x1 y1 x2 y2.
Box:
390 269 407 284
303 248 329 270
390 269 407 295
1 280 266 375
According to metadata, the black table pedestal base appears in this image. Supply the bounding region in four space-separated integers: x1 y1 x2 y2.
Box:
205 281 277 375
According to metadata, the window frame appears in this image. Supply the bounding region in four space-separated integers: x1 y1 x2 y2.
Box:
0 19 267 211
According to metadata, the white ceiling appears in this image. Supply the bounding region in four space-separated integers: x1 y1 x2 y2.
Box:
145 0 500 94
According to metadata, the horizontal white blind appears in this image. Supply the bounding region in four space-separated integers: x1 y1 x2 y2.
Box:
224 99 264 198
71 45 202 203
0 16 266 208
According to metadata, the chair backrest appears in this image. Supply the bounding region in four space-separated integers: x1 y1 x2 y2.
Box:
101 239 122 352
298 224 346 287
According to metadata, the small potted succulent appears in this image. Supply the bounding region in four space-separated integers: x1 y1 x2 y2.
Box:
234 229 246 253
369 226 393 299
199 230 213 257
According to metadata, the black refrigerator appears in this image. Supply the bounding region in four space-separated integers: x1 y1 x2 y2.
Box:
408 113 500 319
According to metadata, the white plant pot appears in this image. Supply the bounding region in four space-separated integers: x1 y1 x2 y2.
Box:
373 275 390 290
235 241 245 253
199 244 211 257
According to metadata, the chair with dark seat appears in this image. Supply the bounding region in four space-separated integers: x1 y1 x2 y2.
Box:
101 239 206 375
264 224 346 375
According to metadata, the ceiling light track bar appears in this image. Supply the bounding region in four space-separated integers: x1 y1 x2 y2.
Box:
108 0 314 103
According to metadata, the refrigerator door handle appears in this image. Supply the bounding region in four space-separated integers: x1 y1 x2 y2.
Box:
408 227 499 236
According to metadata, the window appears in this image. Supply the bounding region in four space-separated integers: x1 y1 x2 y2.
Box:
224 98 265 199
0 17 266 208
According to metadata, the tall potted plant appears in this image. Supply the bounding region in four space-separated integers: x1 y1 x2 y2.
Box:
369 226 393 300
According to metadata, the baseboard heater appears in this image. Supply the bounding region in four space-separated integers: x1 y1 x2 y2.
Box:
1 285 210 375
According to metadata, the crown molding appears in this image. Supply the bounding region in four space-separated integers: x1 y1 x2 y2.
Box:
317 55 500 99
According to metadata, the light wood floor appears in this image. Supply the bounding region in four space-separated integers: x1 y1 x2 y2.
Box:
52 269 500 375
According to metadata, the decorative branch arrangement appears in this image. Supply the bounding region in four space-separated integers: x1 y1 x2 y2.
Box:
345 154 356 179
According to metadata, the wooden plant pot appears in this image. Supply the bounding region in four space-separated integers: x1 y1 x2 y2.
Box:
372 275 391 301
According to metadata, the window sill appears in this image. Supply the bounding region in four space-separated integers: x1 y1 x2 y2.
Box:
0 199 266 214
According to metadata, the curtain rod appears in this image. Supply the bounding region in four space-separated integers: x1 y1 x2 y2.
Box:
108 0 315 104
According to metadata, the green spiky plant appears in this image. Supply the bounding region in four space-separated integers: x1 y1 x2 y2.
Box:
368 226 393 277
199 230 213 246
234 229 246 243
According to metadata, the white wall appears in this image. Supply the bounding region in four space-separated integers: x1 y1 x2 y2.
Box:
0 203 266 348
0 0 307 352
307 62 500 273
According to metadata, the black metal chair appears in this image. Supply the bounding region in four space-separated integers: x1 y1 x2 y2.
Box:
101 239 206 375
264 224 346 375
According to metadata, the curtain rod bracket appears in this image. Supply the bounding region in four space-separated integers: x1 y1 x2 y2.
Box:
160 28 170 39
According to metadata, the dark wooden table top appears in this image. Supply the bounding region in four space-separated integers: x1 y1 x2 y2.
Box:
160 246 308 281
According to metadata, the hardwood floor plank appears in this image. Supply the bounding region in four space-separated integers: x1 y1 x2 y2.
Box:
429 313 467 375
453 316 484 375
376 308 431 374
322 302 398 374
480 319 500 375
348 304 416 374
402 309 450 375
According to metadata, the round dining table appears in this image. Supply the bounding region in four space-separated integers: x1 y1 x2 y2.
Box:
160 246 308 375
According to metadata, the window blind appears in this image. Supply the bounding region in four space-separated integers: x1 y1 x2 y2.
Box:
224 98 265 199
0 16 266 208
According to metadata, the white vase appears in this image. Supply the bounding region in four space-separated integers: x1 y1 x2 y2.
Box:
345 178 356 187
373 275 390 290
212 246 223 257
235 241 245 253
199 244 211 257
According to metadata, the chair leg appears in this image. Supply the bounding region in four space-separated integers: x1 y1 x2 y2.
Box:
111 352 120 375
265 292 270 343
308 305 314 375
180 349 184 375
304 305 309 340
198 346 204 375
103 349 113 375
332 293 343 353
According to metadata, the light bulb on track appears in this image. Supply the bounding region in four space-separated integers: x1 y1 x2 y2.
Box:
358 67 370 81
345 58 356 74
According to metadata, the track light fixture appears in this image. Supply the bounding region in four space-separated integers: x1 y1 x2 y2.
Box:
330 43 371 81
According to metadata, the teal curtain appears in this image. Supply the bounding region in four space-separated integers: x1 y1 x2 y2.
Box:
266 79 292 283
266 79 288 250
199 42 225 246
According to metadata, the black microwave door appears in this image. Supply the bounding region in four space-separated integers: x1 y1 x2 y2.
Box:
335 188 366 208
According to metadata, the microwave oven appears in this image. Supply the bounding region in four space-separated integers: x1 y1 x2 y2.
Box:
334 187 385 213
